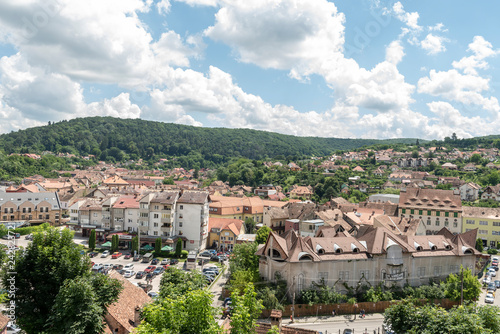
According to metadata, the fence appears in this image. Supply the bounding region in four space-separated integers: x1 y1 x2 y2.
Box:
261 299 460 318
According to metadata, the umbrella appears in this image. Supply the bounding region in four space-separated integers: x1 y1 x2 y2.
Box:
101 241 112 247
141 244 154 251
161 245 173 251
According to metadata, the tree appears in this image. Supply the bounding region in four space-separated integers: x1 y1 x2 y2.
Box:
111 234 119 252
255 226 271 244
411 151 419 158
131 236 139 254
175 238 182 258
163 177 174 185
470 153 482 163
476 238 484 252
137 288 222 334
159 267 207 299
230 242 259 274
45 274 122 334
244 217 257 234
444 267 481 302
230 283 263 334
89 229 96 251
155 237 162 256
1 228 92 333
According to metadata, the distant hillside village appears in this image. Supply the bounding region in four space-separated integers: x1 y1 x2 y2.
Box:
1 144 500 293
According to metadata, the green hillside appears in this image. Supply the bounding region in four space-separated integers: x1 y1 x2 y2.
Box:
0 117 419 162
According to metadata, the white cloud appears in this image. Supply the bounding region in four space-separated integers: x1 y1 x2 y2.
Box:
385 40 405 65
157 0 171 14
175 0 218 6
392 1 421 31
452 36 499 75
420 33 447 55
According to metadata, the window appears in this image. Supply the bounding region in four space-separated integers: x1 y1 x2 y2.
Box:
449 265 459 273
309 225 313 230
154 223 158 227
433 266 442 277
445 212 449 217
153 231 158 236
444 220 449 227
493 231 500 235
318 272 328 282
417 267 426 277
180 205 183 210
491 241 496 248
466 220 475 225
339 271 349 281
179 214 183 219
436 211 440 217
93 213 98 217
179 222 183 227
153 214 159 219
154 205 159 210
427 219 431 225
436 221 440 226
45 214 49 219
493 222 500 227
479 230 488 235
402 209 406 214
427 210 431 215
453 222 457 228
418 210 423 215
298 274 304 291
479 221 488 226
140 213 148 218
410 209 414 214
454 212 458 218
360 270 370 280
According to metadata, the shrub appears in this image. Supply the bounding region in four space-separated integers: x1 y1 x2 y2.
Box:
487 249 498 255
180 250 188 258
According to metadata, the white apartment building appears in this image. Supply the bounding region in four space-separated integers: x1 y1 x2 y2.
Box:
175 191 210 251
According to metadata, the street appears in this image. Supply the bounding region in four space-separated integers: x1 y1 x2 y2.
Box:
286 315 385 334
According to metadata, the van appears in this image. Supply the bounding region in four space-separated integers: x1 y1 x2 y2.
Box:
186 251 197 270
142 253 153 263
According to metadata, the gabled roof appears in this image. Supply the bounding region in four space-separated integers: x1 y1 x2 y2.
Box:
177 190 209 204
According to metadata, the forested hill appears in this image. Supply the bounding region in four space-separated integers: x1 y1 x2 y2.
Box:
0 117 418 161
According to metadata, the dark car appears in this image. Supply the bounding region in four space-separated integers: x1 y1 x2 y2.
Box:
210 254 220 261
88 252 98 258
151 258 159 265
146 272 155 280
112 264 124 270
135 271 145 279
124 254 132 259
169 258 179 265
203 274 214 283
153 267 165 276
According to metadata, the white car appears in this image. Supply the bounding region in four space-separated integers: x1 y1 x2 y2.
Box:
483 275 491 284
161 259 169 265
124 263 134 270
103 263 113 270
101 250 110 258
485 292 495 304
489 268 497 277
124 270 136 278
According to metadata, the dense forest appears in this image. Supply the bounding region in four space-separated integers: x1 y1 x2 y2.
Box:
0 117 419 163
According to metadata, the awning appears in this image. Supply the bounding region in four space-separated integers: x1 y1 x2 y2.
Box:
161 245 173 251
141 244 154 251
101 241 112 247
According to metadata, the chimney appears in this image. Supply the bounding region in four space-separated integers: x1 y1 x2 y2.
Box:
270 309 282 332
134 306 141 326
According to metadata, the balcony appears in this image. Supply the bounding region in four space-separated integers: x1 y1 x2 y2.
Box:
161 223 172 228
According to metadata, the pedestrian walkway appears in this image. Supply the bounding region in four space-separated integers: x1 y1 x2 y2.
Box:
287 312 385 324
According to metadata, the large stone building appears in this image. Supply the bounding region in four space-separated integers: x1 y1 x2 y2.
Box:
398 188 463 235
0 191 63 225
257 227 479 298
462 206 500 249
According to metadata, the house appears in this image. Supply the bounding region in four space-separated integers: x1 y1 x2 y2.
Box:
288 162 302 171
481 185 500 201
459 182 481 202
0 191 63 225
104 271 152 334
289 185 314 199
462 207 500 249
352 166 365 172
254 184 277 197
207 217 244 251
257 227 479 298
442 162 458 170
462 163 477 172
398 188 463 235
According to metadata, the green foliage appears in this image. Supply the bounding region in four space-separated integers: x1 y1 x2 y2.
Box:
244 217 257 234
444 267 481 302
88 229 96 251
230 283 264 334
175 238 182 258
384 299 499 334
255 225 271 244
487 248 498 255
163 177 175 185
155 237 162 256
159 267 206 299
137 288 222 334
131 236 139 253
230 269 260 293
111 234 119 252
230 242 259 274
476 238 484 252
0 222 51 237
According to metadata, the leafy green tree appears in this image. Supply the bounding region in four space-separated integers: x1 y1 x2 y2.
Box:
137 288 222 334
159 267 206 299
230 283 263 334
131 236 139 254
175 238 182 258
470 153 482 163
255 225 271 244
244 217 257 234
45 275 122 334
163 177 174 185
476 238 484 252
88 229 96 251
444 267 481 302
155 237 162 256
1 228 91 333
111 234 119 252
230 242 259 274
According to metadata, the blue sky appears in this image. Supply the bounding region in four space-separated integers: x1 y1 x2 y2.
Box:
0 0 499 140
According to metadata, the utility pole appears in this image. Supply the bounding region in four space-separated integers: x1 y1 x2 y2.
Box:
460 267 464 306
292 276 295 323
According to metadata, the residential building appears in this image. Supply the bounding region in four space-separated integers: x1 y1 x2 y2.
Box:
481 184 500 201
111 195 140 233
0 191 62 225
459 182 481 202
207 217 244 251
300 219 324 237
175 190 210 251
462 207 500 248
398 188 463 235
254 184 277 197
289 185 314 199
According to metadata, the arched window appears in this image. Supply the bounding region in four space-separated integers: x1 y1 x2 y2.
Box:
416 246 423 251
297 274 304 291
431 246 437 251
335 248 343 254
318 249 325 254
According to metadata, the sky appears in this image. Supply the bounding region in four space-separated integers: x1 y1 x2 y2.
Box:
0 0 499 140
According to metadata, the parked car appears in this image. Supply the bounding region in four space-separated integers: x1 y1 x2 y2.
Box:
153 267 165 275
489 268 497 277
163 264 170 270
198 258 209 266
145 272 155 280
199 251 212 258
203 274 214 283
14 233 20 239
103 263 113 270
145 265 156 273
151 258 159 265
483 275 491 284
148 291 159 299
124 254 132 259
135 271 145 279
495 280 500 289
124 263 134 271
111 252 123 259
92 263 103 271
487 282 497 292
124 270 136 278
88 252 97 258
485 292 495 304
161 259 169 265
204 266 219 275
170 258 179 265
25 234 33 240
138 282 152 293
133 254 141 261
112 264 124 271
101 250 110 258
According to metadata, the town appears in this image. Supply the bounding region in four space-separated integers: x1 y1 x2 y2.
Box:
1 142 500 333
